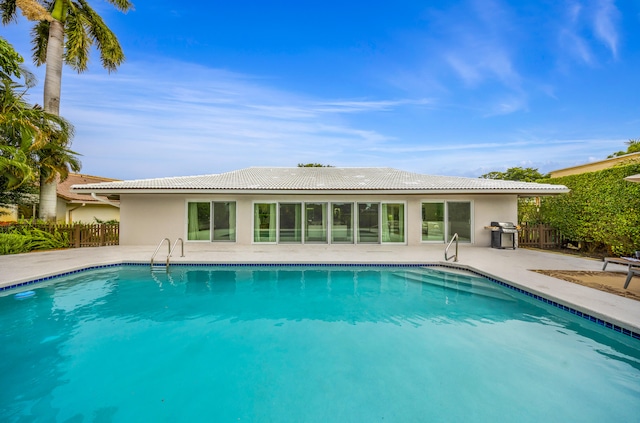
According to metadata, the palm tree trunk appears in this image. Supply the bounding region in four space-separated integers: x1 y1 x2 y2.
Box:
39 19 64 222
39 172 58 220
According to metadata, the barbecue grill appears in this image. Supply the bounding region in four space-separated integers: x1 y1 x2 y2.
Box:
490 221 518 249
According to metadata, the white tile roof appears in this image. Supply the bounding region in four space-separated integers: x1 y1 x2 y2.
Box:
70 167 569 194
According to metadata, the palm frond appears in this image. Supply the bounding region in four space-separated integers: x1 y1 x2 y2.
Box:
104 0 133 13
30 19 50 66
0 144 33 189
0 0 18 24
37 141 82 182
63 10 91 72
76 0 125 72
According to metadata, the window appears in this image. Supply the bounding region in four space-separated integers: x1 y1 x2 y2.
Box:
357 203 379 243
279 203 302 243
421 201 472 243
212 202 236 242
187 202 211 241
382 203 404 243
331 203 353 243
305 203 327 243
448 201 472 242
421 202 445 242
254 203 277 242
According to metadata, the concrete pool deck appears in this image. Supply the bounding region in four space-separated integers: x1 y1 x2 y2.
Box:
1 244 639 334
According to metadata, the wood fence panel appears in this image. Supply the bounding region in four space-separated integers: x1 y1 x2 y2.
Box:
518 224 563 249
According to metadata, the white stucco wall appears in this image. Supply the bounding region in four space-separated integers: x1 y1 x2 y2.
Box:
117 193 518 247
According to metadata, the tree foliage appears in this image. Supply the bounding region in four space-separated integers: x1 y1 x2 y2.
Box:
480 166 548 182
0 37 79 211
0 36 23 81
1 0 134 74
540 163 640 255
297 163 334 167
608 139 640 158
2 0 131 221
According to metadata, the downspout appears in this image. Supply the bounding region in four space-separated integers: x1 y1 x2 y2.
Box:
91 193 120 208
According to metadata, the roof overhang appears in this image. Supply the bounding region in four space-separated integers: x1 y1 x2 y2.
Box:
69 167 570 197
70 187 570 196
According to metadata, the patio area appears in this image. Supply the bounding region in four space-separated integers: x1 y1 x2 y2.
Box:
2 244 639 334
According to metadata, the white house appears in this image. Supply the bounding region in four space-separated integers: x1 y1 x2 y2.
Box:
70 167 568 246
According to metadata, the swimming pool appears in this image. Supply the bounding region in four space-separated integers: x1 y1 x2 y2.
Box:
1 265 639 422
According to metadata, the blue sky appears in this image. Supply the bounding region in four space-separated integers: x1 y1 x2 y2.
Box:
3 0 640 179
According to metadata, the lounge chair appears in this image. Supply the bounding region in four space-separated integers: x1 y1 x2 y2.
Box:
602 257 640 289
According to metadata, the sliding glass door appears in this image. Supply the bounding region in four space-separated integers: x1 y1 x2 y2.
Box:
254 203 277 242
357 203 379 243
279 203 302 243
421 201 471 242
382 203 404 243
187 201 236 242
331 203 353 243
212 202 236 241
447 201 471 242
187 202 211 241
421 202 445 242
305 203 327 243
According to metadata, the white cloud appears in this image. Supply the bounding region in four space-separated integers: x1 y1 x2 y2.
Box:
558 0 620 65
592 0 619 58
57 61 426 178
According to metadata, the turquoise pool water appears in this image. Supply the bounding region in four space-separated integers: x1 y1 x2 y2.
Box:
1 265 639 422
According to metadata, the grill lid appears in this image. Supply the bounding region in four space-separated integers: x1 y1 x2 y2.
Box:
490 221 519 233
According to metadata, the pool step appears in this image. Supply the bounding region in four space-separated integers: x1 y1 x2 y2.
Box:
395 267 515 302
150 264 168 273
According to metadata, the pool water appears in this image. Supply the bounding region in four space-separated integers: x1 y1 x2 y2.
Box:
1 265 639 422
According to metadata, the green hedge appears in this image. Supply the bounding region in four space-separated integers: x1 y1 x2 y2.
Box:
0 227 70 255
540 163 640 255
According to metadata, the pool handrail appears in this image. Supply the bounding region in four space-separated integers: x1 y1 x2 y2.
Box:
169 238 185 259
151 238 171 269
445 233 459 262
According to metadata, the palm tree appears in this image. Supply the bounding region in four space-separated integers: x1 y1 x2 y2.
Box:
0 80 78 219
2 0 132 220
0 79 77 190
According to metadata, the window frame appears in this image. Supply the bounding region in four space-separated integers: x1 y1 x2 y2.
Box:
420 200 473 244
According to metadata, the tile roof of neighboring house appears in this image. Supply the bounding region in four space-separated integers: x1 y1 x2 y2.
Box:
71 167 569 195
58 173 121 203
549 152 640 178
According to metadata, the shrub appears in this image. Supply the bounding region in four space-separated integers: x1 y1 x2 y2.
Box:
0 226 70 255
540 163 640 255
0 233 31 255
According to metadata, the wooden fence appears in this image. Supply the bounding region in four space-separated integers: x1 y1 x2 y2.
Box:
0 223 119 248
518 223 564 249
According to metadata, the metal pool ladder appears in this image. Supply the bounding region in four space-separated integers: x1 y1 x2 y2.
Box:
445 233 459 262
151 238 185 272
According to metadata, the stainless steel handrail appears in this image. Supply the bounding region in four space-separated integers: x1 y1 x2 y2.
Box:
169 238 185 260
445 233 459 262
151 238 171 269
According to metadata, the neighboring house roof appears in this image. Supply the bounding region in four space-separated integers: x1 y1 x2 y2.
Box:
71 167 569 195
59 173 121 204
549 152 640 178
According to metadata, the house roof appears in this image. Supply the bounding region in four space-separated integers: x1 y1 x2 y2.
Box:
549 152 640 178
70 167 569 195
59 173 121 203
